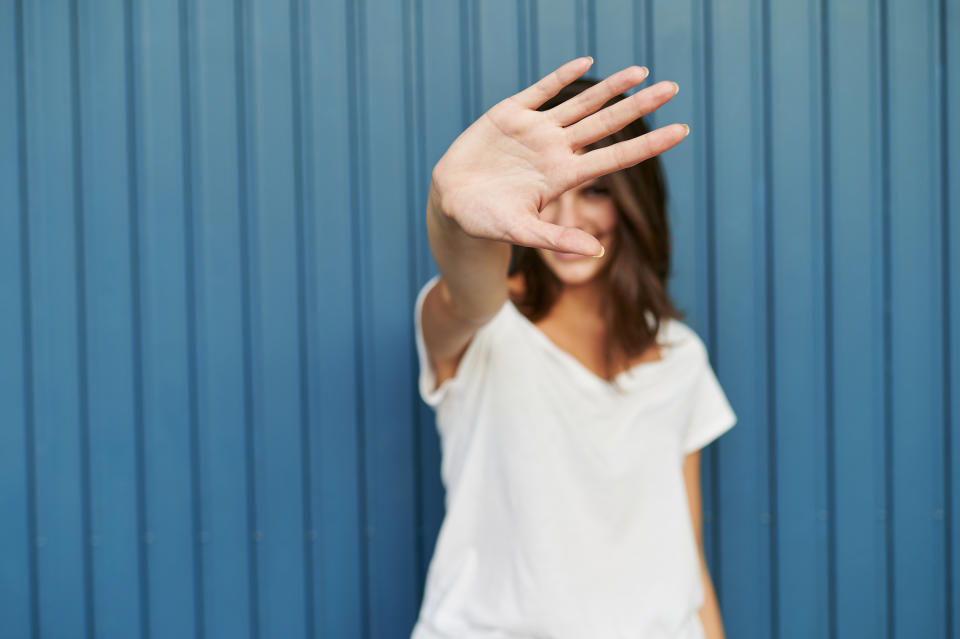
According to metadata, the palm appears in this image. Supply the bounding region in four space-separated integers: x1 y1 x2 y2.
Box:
431 57 688 257
435 106 569 243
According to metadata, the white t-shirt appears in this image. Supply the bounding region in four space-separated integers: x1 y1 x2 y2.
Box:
410 274 737 639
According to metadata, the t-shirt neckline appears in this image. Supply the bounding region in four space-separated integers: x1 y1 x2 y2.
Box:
503 299 670 390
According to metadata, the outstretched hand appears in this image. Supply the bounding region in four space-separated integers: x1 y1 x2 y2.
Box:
430 57 689 258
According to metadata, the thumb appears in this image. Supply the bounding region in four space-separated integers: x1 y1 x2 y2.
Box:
514 218 605 257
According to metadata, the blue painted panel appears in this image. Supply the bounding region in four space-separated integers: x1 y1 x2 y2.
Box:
827 1 890 637
134 0 200 633
0 1 956 638
415 0 469 612
948 0 960 635
244 0 310 636
650 0 700 320
361 0 421 634
308 1 365 636
476 1 520 113
76 2 143 637
592 0 634 81
22 0 90 635
888 0 947 635
535 0 582 79
709 0 773 636
191 0 255 637
0 2 33 637
768 1 830 637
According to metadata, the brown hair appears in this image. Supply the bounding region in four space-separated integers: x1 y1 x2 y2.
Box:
508 76 685 388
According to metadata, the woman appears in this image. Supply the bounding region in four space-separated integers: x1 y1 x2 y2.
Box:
412 57 737 639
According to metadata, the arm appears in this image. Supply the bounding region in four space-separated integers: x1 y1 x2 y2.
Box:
682 450 727 639
420 183 511 388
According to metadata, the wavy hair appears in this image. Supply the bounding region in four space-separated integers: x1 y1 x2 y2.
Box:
508 76 685 388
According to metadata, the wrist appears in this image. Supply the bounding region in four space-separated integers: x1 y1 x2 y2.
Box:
427 174 460 233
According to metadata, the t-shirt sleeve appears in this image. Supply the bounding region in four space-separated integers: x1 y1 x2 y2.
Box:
414 274 501 408
681 348 738 454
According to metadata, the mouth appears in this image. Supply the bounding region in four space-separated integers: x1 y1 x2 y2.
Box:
552 251 588 262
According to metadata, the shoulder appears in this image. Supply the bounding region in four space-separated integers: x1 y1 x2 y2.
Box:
414 274 512 408
657 317 710 365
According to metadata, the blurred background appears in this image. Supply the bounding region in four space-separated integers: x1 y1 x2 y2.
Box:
0 0 957 638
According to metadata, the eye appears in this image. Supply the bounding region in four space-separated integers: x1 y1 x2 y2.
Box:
582 184 610 197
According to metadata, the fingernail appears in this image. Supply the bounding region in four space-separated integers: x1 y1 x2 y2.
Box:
594 246 605 258
672 81 680 95
682 124 690 137
585 56 594 65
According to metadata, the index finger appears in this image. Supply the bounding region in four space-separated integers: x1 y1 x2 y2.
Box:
511 57 594 110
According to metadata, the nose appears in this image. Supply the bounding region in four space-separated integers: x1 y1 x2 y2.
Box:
542 190 582 228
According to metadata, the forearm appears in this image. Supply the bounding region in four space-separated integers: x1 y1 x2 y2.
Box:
425 176 512 324
698 561 726 639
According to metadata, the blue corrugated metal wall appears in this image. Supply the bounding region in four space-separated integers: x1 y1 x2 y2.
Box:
0 0 956 638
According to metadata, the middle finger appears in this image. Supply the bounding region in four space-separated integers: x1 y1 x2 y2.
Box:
546 65 649 126
565 80 680 150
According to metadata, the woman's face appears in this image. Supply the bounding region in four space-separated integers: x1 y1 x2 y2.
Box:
536 177 618 286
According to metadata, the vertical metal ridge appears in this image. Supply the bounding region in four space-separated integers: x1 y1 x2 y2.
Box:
937 0 953 634
177 0 205 635
756 0 777 635
288 0 316 635
122 0 150 636
517 0 537 87
458 0 481 120
459 0 472 127
699 0 722 585
877 0 894 635
401 0 427 601
529 1 539 79
644 0 653 75
516 1 526 87
575 0 596 61
414 0 430 282
818 0 837 636
632 0 654 90
470 0 481 118
518 0 538 87
575 0 584 55
575 0 583 55
413 0 430 585
67 0 94 635
232 0 260 635
586 0 596 61
345 0 371 635
15 0 39 635
632 0 654 93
